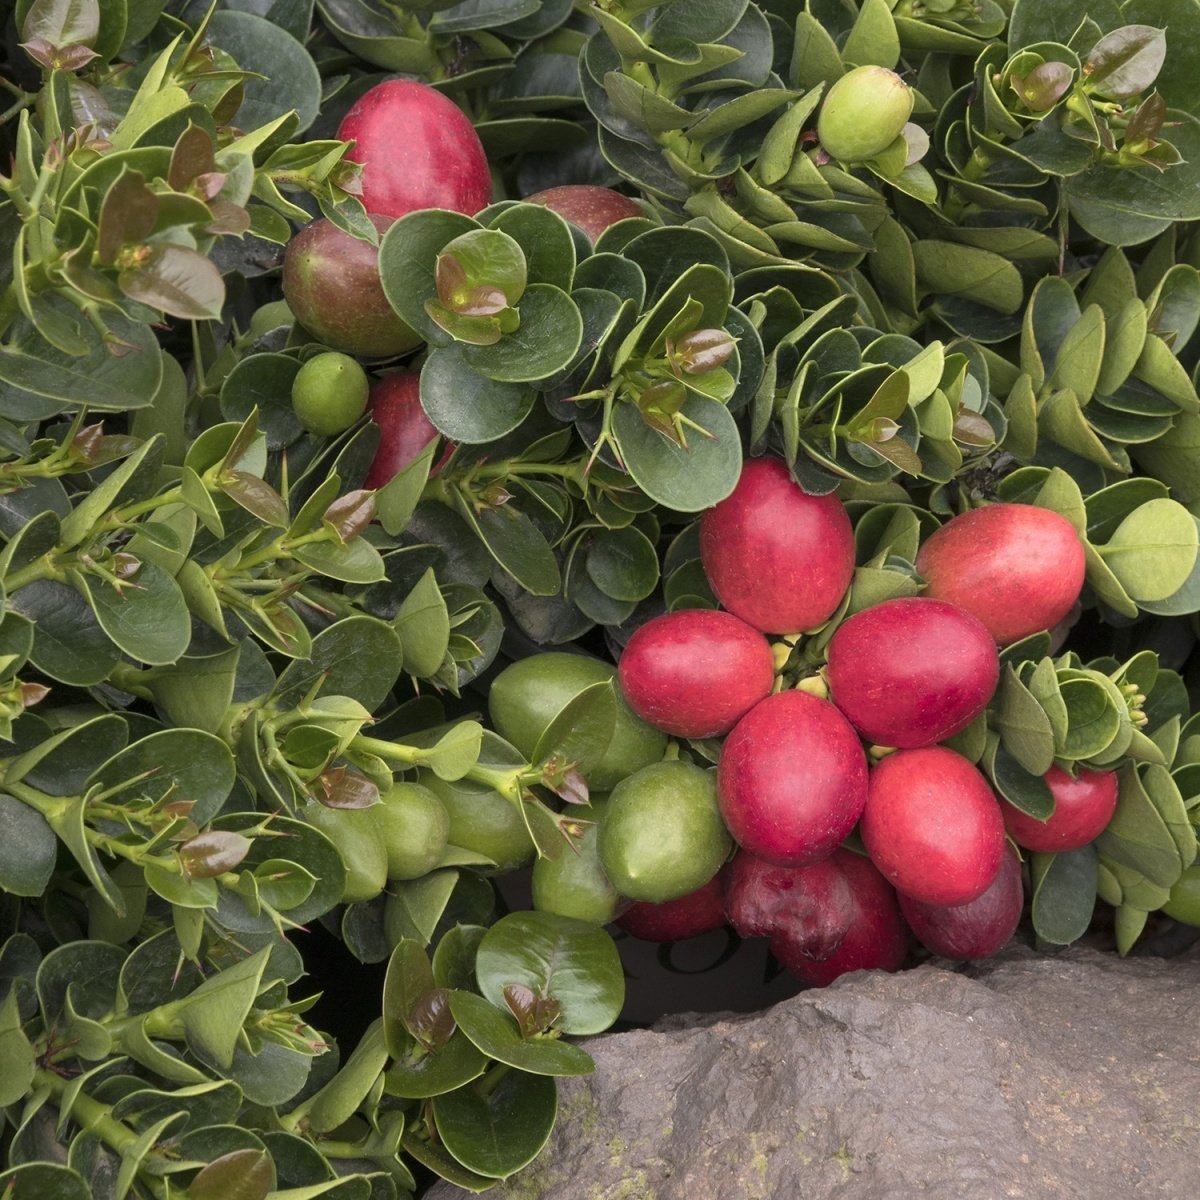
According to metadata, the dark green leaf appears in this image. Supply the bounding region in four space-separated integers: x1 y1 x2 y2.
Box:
189 1149 275 1200
420 346 536 442
448 990 595 1077
1031 846 1098 945
0 795 57 898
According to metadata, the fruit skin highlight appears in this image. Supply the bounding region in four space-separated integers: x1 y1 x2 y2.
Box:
861 745 1006 907
717 689 868 866
826 596 1000 748
337 79 492 219
618 609 775 738
915 503 1087 646
523 185 643 242
1000 765 1119 853
699 456 855 634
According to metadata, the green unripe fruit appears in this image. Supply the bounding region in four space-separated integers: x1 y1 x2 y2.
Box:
1163 864 1200 926
488 653 668 791
292 352 370 436
817 66 915 163
419 772 536 871
302 800 388 903
376 781 450 880
598 761 732 903
532 799 622 924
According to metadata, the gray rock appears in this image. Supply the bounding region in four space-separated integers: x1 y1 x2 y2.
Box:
428 946 1200 1199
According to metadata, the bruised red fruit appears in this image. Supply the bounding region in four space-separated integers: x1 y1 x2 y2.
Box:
338 80 492 219
282 214 422 359
618 609 775 738
523 185 643 242
862 746 1006 906
826 597 999 748
699 456 855 634
363 373 452 490
616 873 728 942
1001 764 1119 853
899 844 1023 960
916 503 1086 646
769 850 909 987
717 690 867 866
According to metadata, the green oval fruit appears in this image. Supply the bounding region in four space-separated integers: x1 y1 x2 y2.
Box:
598 761 731 903
292 352 370 436
1164 864 1200 926
817 66 914 163
302 800 388 903
376 781 450 881
282 214 423 359
488 653 668 791
531 799 622 924
420 772 535 871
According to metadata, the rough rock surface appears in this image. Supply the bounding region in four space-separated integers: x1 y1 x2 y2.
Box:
429 946 1200 1199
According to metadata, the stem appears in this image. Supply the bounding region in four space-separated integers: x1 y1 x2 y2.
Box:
3 552 66 592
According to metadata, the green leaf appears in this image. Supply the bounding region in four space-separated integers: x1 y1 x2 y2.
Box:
1083 25 1166 100
395 568 451 679
177 946 271 1071
1097 498 1199 603
420 346 536 443
0 794 57 898
0 1165 93 1200
475 911 624 1036
0 988 35 1108
292 536 387 584
457 497 561 596
1096 766 1185 888
463 285 584 384
74 559 192 666
448 990 595 1077
585 526 659 602
303 1019 389 1134
58 434 162 550
995 665 1057 775
432 1069 557 1179
385 1028 488 1099
1030 846 1098 945
530 680 616 779
189 1149 276 1200
272 615 402 711
427 722 484 782
913 241 1024 315
385 870 460 947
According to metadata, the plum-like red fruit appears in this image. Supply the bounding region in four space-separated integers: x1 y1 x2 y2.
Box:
725 851 854 953
523 185 643 242
363 373 452 489
1001 765 1119 853
337 80 492 219
699 457 855 634
282 214 422 359
826 596 999 748
862 746 1006 906
618 609 775 738
915 503 1086 646
616 873 728 942
717 690 868 866
899 844 1023 960
768 850 909 987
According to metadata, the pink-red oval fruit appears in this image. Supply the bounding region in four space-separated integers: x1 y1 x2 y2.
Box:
618 609 775 738
699 457 855 634
915 503 1086 646
523 185 643 242
862 746 1006 906
363 373 452 490
899 844 1023 960
768 850 909 988
826 596 999 748
717 690 868 866
337 80 492 220
282 214 422 359
1001 765 1119 853
725 851 854 952
617 874 728 942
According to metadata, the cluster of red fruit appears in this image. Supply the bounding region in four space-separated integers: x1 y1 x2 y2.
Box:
615 457 1119 984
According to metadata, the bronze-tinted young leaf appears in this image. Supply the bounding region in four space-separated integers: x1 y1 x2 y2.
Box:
20 0 100 48
323 489 376 544
436 254 507 317
218 470 289 527
670 328 736 375
409 986 456 1051
189 1148 275 1200
502 983 562 1039
1126 91 1167 148
168 123 217 192
1013 61 1075 112
118 244 225 321
317 765 380 810
180 831 252 879
1084 25 1167 100
97 171 158 265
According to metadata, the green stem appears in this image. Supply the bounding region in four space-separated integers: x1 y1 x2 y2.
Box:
2 552 66 592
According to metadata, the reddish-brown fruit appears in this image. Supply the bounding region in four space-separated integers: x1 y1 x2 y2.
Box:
899 844 1023 960
363 373 451 490
282 214 422 359
616 873 728 942
337 80 492 219
618 609 775 738
826 596 999 748
699 457 855 634
862 746 1006 906
522 185 643 242
915 503 1087 646
725 851 854 952
1001 765 1119 853
717 690 868 866
769 850 910 987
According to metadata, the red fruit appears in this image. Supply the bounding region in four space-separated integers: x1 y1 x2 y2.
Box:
363 374 451 489
616 873 728 942
725 851 854 953
717 690 868 866
523 185 643 242
618 610 775 738
1001 764 1119 853
337 80 492 220
699 457 855 634
769 850 909 988
915 503 1086 646
826 597 999 748
282 214 421 359
899 844 1023 960
862 746 1006 906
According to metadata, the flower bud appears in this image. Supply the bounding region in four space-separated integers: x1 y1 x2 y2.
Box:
816 66 915 163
